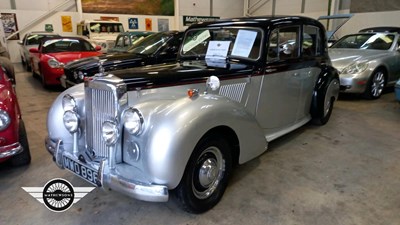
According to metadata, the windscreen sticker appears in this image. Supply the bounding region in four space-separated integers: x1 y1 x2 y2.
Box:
183 30 211 53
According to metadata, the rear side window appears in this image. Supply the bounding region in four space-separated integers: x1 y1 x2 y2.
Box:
267 26 300 62
303 25 321 57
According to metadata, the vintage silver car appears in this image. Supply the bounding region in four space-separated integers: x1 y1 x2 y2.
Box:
329 32 400 99
45 16 339 213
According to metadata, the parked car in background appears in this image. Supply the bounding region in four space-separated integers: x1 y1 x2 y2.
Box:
46 16 339 213
395 78 400 102
29 37 102 88
107 31 154 53
77 20 125 53
359 26 400 33
61 31 183 88
329 32 400 99
0 66 30 166
18 31 60 71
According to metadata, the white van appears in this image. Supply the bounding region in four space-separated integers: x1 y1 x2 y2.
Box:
77 20 125 53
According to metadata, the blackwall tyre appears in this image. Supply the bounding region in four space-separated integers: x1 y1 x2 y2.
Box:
174 136 232 214
10 120 31 166
312 78 338 125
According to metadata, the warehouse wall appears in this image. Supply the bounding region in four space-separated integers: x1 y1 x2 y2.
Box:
0 0 244 62
247 0 400 39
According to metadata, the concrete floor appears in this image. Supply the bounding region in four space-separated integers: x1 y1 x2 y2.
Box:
1 63 400 225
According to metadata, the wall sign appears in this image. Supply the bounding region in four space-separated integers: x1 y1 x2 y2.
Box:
128 18 139 29
1 13 19 40
183 15 220 26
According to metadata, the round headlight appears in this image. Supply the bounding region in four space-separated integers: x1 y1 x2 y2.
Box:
0 110 11 131
63 111 79 133
48 58 64 68
62 94 76 112
102 121 118 145
78 71 85 80
123 108 143 135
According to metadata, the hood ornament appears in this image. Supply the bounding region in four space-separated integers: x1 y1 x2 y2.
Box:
95 59 107 77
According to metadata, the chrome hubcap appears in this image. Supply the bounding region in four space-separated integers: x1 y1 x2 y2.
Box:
371 71 385 97
193 147 224 199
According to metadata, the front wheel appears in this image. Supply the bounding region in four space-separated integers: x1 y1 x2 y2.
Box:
363 69 386 99
174 136 232 214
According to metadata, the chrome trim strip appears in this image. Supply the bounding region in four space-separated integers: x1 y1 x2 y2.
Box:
0 142 23 158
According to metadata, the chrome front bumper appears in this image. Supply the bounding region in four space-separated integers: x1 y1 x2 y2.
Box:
45 136 169 202
0 142 23 159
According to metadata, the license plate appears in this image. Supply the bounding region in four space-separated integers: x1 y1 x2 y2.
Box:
63 156 99 186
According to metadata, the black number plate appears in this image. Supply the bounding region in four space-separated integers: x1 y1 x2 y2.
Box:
63 156 99 186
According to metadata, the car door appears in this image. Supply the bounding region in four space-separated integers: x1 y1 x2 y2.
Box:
296 25 323 121
256 25 303 138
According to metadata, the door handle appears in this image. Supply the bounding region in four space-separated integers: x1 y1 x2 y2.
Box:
292 73 299 77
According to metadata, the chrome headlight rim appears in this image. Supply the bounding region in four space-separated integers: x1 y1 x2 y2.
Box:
122 108 144 136
102 120 119 145
342 61 369 74
63 110 79 133
62 94 77 112
0 109 11 131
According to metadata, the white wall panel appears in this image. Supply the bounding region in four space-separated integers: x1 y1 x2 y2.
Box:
275 0 302 15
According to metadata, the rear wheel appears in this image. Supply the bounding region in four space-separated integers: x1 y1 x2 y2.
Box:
10 120 31 166
363 69 386 99
174 136 232 214
312 78 339 125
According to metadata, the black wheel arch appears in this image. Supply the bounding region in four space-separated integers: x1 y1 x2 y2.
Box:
310 65 339 119
198 126 240 168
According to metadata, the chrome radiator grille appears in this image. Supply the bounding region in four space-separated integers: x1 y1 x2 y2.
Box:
86 87 116 158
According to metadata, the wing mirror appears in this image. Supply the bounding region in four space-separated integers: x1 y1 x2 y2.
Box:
95 45 102 51
282 43 294 55
29 48 39 53
18 40 23 45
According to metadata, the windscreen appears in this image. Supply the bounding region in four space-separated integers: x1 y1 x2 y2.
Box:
42 39 96 53
181 27 262 61
127 32 171 55
331 33 394 50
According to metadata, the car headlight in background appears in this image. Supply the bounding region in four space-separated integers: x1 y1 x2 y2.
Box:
102 121 118 145
342 61 369 74
0 110 11 131
122 108 144 135
63 111 79 133
48 58 65 68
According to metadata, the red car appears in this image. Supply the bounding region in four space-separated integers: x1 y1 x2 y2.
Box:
0 66 30 166
29 37 102 87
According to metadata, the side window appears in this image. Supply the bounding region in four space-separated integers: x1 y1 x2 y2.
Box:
303 25 321 57
267 26 300 62
115 36 123 47
123 36 130 46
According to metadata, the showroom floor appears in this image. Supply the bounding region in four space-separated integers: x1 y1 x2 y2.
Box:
1 63 400 225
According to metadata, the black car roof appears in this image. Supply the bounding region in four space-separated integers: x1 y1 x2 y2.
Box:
187 16 324 29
